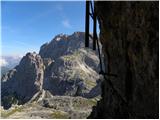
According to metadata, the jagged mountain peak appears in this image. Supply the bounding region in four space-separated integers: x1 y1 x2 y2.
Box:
21 52 41 62
50 31 84 43
39 32 86 60
54 33 68 42
1 32 101 110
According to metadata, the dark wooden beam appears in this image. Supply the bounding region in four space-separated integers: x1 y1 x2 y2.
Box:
85 1 90 48
93 3 96 50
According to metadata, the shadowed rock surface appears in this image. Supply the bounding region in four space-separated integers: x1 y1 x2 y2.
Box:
89 1 159 119
2 53 44 109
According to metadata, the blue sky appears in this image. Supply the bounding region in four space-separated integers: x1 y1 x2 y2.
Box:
1 1 90 56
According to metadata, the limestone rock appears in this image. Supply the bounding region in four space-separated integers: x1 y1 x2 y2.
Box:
1 52 44 109
41 32 101 97
1 32 101 109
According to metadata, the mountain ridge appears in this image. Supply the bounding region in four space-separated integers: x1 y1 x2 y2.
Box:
1 32 101 110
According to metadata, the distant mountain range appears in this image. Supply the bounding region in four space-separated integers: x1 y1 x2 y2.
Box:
1 32 101 112
1 56 21 76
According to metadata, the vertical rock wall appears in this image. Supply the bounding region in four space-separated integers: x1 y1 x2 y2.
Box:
89 1 159 118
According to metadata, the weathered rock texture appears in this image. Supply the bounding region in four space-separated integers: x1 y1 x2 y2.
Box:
39 32 101 97
2 52 44 108
89 1 159 118
1 32 101 109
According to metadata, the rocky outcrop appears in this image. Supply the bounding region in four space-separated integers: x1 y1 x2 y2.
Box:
89 1 159 119
40 32 101 97
1 32 101 109
2 52 44 109
42 48 100 97
39 32 85 60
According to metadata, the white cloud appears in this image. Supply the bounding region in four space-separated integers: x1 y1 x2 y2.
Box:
62 19 72 28
0 58 8 67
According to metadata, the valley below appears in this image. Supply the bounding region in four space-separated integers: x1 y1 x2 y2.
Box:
1 95 100 119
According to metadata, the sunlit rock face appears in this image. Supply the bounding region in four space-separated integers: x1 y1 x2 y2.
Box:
39 32 85 60
89 1 159 119
39 32 101 97
1 32 101 109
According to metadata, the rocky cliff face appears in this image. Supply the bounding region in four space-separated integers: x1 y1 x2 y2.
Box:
39 32 85 59
1 53 44 108
89 1 159 118
1 32 101 109
40 32 101 97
